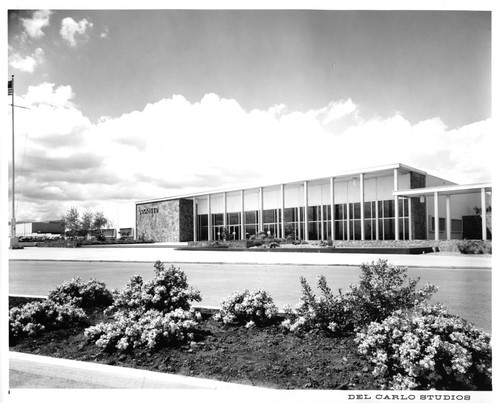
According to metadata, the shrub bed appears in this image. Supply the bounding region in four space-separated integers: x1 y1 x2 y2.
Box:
188 239 284 249
356 304 492 390
9 259 492 390
34 238 155 247
188 239 492 253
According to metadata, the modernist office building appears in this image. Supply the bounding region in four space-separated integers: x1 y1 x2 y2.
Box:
135 163 492 243
8 220 65 237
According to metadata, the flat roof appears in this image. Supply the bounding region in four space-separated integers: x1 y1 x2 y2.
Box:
394 183 492 197
136 162 428 205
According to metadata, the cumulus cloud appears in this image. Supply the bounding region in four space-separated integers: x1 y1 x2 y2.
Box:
60 17 93 47
24 82 75 108
21 10 52 39
8 86 492 227
320 99 358 125
9 48 44 73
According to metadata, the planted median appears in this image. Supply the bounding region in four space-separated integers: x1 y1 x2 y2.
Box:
9 259 491 390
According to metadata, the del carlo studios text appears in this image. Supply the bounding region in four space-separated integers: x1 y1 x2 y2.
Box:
348 394 471 400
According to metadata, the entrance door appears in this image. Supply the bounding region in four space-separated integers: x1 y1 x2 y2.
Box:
212 226 223 241
227 225 240 240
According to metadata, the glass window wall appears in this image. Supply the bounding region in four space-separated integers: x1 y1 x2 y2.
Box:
245 210 258 238
195 197 409 241
263 209 280 238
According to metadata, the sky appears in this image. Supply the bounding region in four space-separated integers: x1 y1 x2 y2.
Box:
4 7 493 229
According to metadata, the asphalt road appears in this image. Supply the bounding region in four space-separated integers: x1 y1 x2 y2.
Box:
9 260 491 333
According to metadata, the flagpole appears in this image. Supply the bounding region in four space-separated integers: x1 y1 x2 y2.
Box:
10 75 17 248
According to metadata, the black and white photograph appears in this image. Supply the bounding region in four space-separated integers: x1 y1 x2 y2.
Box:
2 2 496 402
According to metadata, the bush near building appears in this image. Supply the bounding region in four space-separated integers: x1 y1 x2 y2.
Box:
188 239 492 253
456 240 492 254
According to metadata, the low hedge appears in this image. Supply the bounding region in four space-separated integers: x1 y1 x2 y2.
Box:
35 238 155 248
456 240 492 254
188 239 285 249
188 239 492 253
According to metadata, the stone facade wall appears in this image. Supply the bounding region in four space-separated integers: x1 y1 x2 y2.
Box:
136 199 193 242
410 172 427 239
178 198 194 242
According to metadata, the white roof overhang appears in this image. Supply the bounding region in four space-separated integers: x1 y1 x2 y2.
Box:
136 163 428 205
394 183 492 197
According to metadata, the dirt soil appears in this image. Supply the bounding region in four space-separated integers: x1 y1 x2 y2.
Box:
9 297 380 390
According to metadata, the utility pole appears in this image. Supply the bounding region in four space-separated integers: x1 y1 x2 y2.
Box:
9 75 18 248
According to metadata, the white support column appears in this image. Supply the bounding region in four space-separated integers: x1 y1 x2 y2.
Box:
481 187 487 240
223 192 227 229
297 202 301 240
394 169 399 240
281 184 285 240
276 208 280 238
207 195 212 241
320 200 325 241
240 190 245 240
360 173 365 240
258 187 263 233
193 197 197 242
408 197 412 241
375 200 380 240
446 195 451 241
346 199 351 240
434 191 439 241
304 181 309 241
330 177 335 241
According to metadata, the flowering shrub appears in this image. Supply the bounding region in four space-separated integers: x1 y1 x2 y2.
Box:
355 304 492 390
349 259 438 325
107 261 201 314
85 308 201 350
281 275 358 334
9 300 87 341
86 261 203 351
282 259 437 334
215 289 279 326
48 277 113 311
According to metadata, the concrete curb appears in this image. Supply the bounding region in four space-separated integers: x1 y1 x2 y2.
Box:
9 294 47 300
10 351 262 389
8 257 492 269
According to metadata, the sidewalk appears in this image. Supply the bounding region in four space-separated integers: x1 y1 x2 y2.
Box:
9 351 263 390
8 246 492 268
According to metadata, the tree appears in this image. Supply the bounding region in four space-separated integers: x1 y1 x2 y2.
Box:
93 211 109 233
61 207 110 239
62 207 80 238
80 210 94 237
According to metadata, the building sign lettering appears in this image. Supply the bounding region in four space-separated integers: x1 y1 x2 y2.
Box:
139 206 159 215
